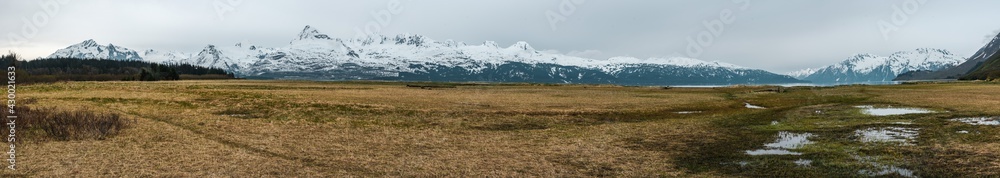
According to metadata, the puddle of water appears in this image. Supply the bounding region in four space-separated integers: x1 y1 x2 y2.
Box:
859 165 916 178
745 103 766 109
746 149 802 156
745 132 813 155
853 154 917 178
951 117 1000 126
737 161 749 167
854 127 919 145
794 159 812 166
764 132 814 149
674 111 703 114
855 105 933 116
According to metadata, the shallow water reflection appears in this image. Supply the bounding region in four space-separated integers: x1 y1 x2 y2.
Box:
745 132 813 155
794 159 812 166
745 103 766 109
854 127 919 145
854 154 916 178
674 111 703 114
855 105 933 116
952 117 1000 126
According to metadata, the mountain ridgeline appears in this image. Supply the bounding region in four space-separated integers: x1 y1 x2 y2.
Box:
961 50 1000 80
1 53 234 83
788 49 966 84
957 32 1000 80
894 32 1000 81
46 25 805 85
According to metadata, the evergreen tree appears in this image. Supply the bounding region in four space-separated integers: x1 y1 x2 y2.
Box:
0 53 233 83
139 69 153 81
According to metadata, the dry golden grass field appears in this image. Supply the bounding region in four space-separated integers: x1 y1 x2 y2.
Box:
1 80 998 177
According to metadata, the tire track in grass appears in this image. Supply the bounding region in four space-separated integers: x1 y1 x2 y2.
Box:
95 100 378 176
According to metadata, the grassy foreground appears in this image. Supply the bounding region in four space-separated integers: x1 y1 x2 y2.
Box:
1 80 998 177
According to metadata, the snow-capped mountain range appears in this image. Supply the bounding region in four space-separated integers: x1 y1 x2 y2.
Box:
48 39 144 61
895 32 1000 80
47 25 805 85
788 48 966 83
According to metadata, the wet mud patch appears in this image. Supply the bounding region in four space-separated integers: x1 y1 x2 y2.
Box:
673 103 956 177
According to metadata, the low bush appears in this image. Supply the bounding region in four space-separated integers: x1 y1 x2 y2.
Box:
1 100 131 141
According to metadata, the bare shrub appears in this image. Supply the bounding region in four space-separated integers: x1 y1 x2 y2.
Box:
1 99 131 141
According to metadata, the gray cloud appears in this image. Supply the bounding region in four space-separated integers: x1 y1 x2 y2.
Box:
2 0 999 73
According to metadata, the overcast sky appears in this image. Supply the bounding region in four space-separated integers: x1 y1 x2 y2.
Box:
2 0 999 73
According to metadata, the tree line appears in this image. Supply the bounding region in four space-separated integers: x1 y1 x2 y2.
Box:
2 53 235 83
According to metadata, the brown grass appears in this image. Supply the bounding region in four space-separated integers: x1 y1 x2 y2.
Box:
0 80 730 177
0 80 997 177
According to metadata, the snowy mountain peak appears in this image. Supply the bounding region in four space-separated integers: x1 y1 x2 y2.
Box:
980 33 1000 60
140 49 191 64
200 45 221 54
77 39 99 47
886 48 961 65
195 45 223 61
787 68 818 79
442 39 465 47
188 44 234 70
845 53 878 62
46 26 807 85
508 41 535 51
791 48 966 83
662 57 745 69
989 32 1000 45
600 56 745 69
297 25 333 41
391 33 428 47
483 41 500 48
48 39 142 61
912 48 951 55
234 41 261 50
